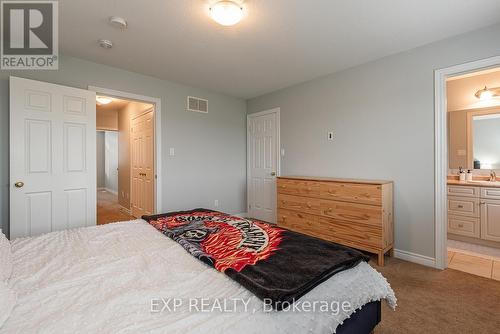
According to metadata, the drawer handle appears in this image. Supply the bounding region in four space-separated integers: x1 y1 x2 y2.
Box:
457 205 464 208
306 202 312 208
458 224 464 228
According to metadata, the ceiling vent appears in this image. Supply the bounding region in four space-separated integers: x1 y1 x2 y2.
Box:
187 96 208 113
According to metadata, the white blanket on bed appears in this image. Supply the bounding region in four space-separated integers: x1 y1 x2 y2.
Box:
2 220 396 334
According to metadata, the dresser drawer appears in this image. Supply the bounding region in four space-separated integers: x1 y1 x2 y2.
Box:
448 215 480 238
277 178 382 206
448 196 479 217
447 185 480 198
278 193 382 226
481 187 500 200
317 182 382 206
277 179 321 197
277 209 382 248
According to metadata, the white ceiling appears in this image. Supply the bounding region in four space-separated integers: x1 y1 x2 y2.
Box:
60 0 500 99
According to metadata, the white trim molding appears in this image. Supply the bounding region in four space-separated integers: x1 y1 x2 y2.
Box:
434 55 500 270
105 188 118 196
88 85 164 214
394 249 436 268
120 205 132 215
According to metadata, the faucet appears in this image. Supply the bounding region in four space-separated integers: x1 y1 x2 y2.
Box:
490 170 497 182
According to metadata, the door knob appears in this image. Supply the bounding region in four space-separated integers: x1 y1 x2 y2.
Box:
14 181 24 188
271 171 276 176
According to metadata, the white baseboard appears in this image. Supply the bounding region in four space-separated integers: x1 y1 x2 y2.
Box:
233 212 248 218
394 249 436 268
120 205 131 215
105 188 118 195
97 187 118 195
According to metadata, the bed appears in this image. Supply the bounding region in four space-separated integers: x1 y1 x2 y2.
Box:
0 215 396 334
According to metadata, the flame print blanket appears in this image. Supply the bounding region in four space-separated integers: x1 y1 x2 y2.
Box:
143 209 368 310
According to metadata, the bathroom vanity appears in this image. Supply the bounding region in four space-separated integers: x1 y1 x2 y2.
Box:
448 180 500 246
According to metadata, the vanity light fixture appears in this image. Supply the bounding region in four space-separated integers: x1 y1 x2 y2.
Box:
96 96 113 105
209 1 243 26
474 86 500 100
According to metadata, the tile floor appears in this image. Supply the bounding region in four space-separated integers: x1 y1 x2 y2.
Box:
97 190 135 225
448 239 500 259
448 249 500 280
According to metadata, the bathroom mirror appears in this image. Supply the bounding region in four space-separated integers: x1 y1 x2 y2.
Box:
448 108 500 169
472 113 500 169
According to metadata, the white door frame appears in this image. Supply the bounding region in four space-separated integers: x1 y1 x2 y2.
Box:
88 85 163 214
434 55 500 269
246 107 281 218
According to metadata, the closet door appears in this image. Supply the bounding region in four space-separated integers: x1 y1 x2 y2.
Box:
10 76 96 238
130 109 155 218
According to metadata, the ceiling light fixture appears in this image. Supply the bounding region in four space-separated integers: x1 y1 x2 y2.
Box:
109 16 128 29
96 96 113 105
209 1 243 26
98 39 113 49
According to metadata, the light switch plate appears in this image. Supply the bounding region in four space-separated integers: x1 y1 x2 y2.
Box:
169 148 175 156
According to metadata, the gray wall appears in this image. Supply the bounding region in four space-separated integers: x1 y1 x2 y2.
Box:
96 131 105 188
104 131 119 193
247 23 500 259
0 55 247 237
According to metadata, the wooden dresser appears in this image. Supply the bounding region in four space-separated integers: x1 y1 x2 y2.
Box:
277 176 394 266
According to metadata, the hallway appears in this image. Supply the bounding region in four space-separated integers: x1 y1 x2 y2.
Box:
97 190 135 225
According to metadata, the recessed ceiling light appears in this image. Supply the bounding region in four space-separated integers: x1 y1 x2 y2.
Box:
209 1 243 26
96 96 113 105
98 39 113 49
109 16 127 29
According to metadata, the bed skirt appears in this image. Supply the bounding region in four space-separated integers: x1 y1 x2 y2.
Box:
336 301 381 334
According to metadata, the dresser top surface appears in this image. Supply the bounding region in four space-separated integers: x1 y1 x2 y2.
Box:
278 176 393 185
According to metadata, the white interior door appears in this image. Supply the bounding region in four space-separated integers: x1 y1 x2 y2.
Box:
247 109 280 223
130 109 155 218
10 76 96 238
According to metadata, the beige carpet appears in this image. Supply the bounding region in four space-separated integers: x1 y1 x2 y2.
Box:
371 257 500 333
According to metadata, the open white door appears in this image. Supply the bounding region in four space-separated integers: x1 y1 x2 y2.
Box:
247 108 280 223
10 77 96 238
130 108 155 218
